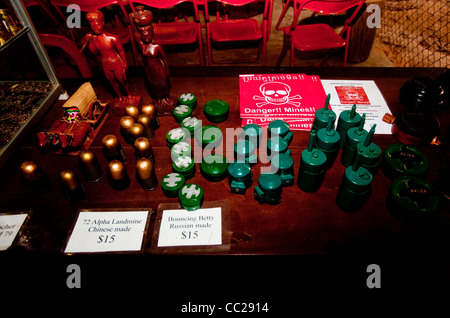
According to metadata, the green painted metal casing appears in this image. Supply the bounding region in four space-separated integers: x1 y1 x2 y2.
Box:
173 104 192 124
254 173 283 205
312 108 336 132
195 125 223 149
161 172 185 198
315 126 340 170
271 152 294 187
337 108 362 148
243 123 262 148
298 148 327 192
267 137 289 157
200 154 229 182
178 183 204 211
234 140 258 165
181 116 201 138
386 176 441 223
228 161 252 194
381 143 429 180
268 120 293 143
204 100 229 123
172 155 196 180
166 127 187 148
170 141 192 161
356 142 382 176
336 165 373 212
178 93 197 110
341 126 368 166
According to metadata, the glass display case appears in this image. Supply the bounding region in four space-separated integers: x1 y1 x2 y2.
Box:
0 0 63 167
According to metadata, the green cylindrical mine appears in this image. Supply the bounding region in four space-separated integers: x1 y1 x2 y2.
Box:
312 94 336 132
355 125 381 176
336 153 373 212
243 123 262 148
161 172 185 198
173 104 193 124
228 161 252 194
341 114 367 167
271 152 294 187
336 104 362 148
315 116 340 170
298 130 327 192
254 173 283 205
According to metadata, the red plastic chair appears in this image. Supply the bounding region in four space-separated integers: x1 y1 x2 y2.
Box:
127 0 205 66
39 33 94 78
49 0 138 65
276 0 366 66
205 0 273 66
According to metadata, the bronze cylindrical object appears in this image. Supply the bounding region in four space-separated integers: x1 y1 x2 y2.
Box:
107 160 130 190
134 137 154 163
136 158 158 190
59 169 85 201
125 105 140 121
141 104 160 129
102 134 126 162
137 114 155 140
79 150 103 182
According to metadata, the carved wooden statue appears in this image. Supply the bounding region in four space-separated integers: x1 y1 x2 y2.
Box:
84 10 130 97
130 6 177 115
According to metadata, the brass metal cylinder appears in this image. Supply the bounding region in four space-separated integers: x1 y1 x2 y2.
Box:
20 161 41 182
136 158 158 190
125 105 140 121
102 134 126 162
59 169 85 201
107 160 130 190
129 123 145 142
134 137 154 163
141 104 160 129
138 114 155 140
79 150 103 182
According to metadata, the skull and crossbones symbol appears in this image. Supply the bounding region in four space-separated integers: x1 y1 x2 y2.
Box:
253 82 302 107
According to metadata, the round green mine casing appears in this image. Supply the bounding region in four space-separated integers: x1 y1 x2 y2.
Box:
178 183 204 211
387 176 441 223
381 143 429 180
173 104 192 124
195 125 223 148
234 140 257 164
204 100 229 123
161 172 185 198
178 93 197 110
200 154 229 182
243 123 262 148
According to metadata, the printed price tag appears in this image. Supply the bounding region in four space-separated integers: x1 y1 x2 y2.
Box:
64 210 149 253
0 212 28 251
157 207 222 247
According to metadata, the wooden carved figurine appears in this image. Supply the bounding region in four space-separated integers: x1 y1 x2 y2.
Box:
83 10 130 97
130 6 177 115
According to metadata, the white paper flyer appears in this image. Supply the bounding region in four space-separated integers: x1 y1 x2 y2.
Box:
321 79 392 134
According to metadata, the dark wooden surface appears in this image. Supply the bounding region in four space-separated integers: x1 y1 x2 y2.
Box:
1 66 449 256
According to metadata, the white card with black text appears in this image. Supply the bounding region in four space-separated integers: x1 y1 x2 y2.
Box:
157 207 222 247
64 210 148 253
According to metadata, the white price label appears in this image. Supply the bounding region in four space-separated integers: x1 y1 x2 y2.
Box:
64 210 149 253
157 208 222 247
0 213 28 251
